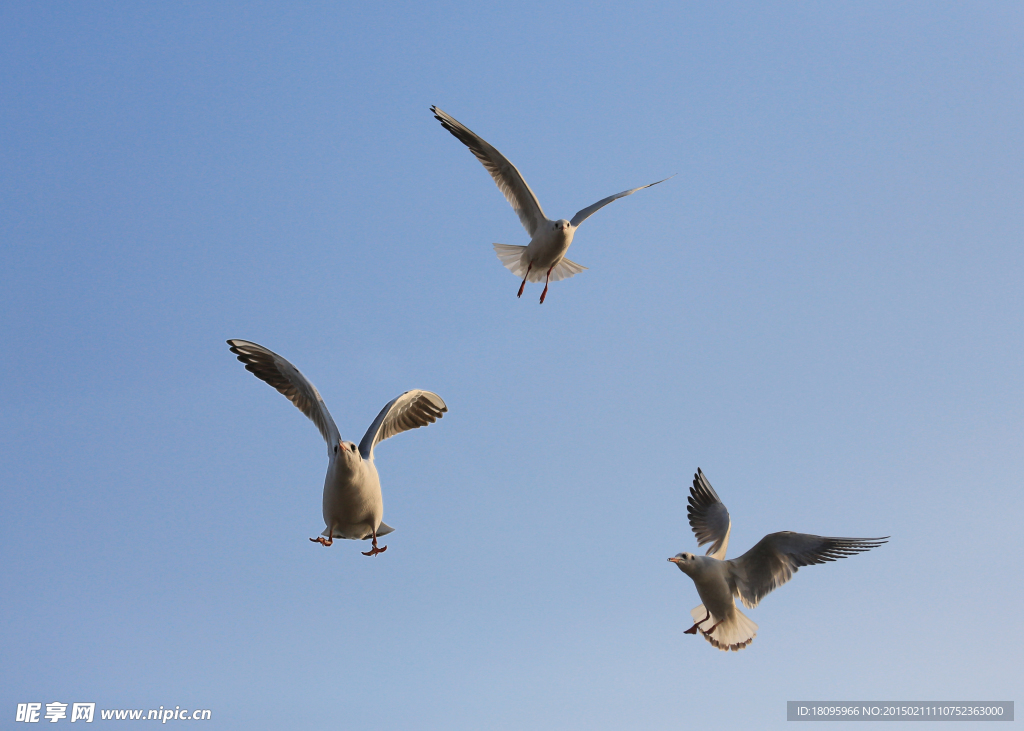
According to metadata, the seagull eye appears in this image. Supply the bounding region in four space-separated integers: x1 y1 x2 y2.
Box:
333 445 338 454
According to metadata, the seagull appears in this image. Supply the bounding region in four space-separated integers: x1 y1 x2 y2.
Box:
668 469 887 651
227 339 447 556
431 106 672 303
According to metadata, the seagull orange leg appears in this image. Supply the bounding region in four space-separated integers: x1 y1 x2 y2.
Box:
701 620 722 637
361 528 387 557
517 263 533 298
310 531 333 547
539 265 554 304
684 607 711 634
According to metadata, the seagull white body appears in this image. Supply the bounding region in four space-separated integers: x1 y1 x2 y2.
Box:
669 468 887 651
522 219 575 274
321 442 383 542
670 552 760 652
227 339 447 555
431 105 672 303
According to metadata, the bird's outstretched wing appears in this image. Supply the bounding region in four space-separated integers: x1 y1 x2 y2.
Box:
431 106 547 238
227 339 341 453
358 390 448 460
728 532 888 609
687 468 731 560
569 175 674 229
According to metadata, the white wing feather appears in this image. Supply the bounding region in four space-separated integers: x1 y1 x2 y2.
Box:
432 106 548 238
687 468 731 560
569 175 675 229
227 339 341 454
728 533 888 609
358 390 448 460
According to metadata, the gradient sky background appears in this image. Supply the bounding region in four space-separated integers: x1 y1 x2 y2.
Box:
2 2 1022 729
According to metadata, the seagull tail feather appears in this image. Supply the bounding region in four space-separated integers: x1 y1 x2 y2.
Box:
548 257 587 283
690 604 757 652
493 244 532 279
492 244 587 283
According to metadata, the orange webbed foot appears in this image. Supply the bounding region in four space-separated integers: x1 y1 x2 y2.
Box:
361 530 387 556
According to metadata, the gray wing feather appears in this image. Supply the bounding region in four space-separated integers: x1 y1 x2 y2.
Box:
227 339 341 453
432 106 547 237
569 175 674 229
687 468 731 560
358 390 448 460
728 533 888 609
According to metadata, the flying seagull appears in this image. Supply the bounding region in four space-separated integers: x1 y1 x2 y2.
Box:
431 105 672 303
227 339 447 556
668 469 887 651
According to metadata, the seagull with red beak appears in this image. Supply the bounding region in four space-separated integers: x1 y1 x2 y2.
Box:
431 106 672 304
669 468 887 650
227 340 447 556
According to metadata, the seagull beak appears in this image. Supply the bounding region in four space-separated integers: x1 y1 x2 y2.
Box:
668 557 681 564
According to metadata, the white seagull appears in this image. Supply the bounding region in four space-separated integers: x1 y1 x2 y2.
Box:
669 469 887 651
227 340 447 556
431 106 672 303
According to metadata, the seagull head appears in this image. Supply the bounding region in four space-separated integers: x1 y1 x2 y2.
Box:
554 219 571 233
332 440 362 470
668 552 696 575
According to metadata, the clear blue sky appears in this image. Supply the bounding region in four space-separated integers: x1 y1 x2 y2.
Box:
2 2 1021 728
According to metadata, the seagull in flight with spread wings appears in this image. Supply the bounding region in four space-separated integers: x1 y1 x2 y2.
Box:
227 340 447 556
431 106 672 303
668 469 887 651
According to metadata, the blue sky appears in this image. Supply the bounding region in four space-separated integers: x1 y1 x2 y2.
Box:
2 2 1022 728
